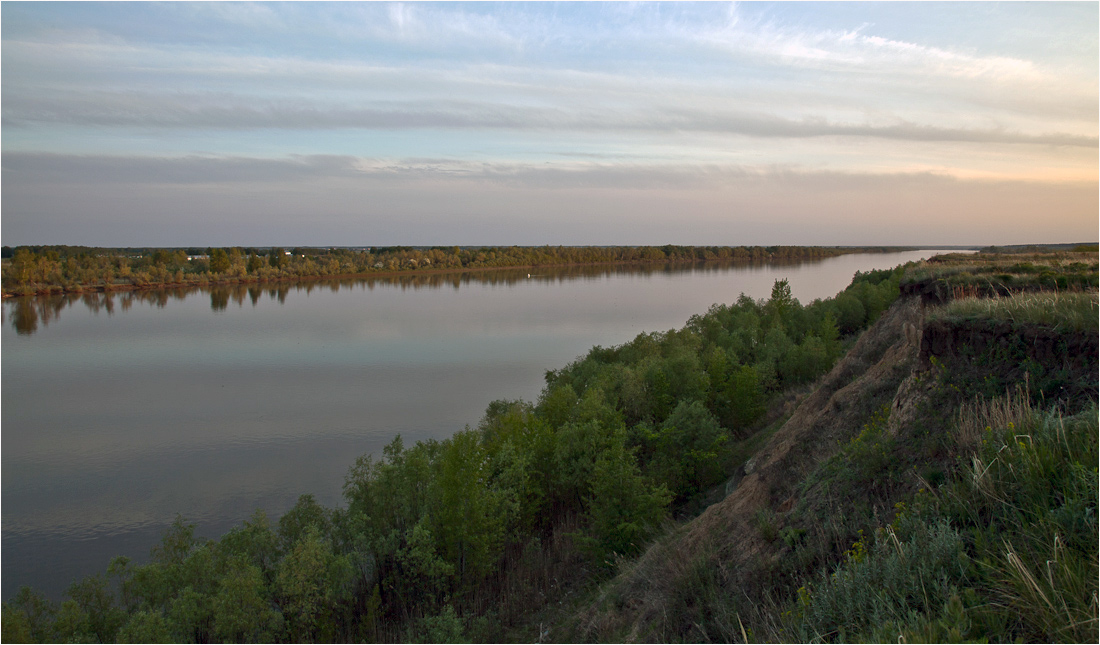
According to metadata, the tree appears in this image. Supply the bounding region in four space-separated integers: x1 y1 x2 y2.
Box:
209 248 231 273
766 278 796 327
117 610 174 643
278 494 333 554
583 440 671 563
212 562 282 643
276 527 352 642
727 364 765 432
151 249 174 266
833 292 866 334
217 510 280 577
652 400 729 499
432 430 509 582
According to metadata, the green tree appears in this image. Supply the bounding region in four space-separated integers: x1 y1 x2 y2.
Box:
278 494 333 554
117 610 174 644
209 248 231 273
276 527 353 642
766 278 796 327
1 602 34 643
651 400 729 499
583 440 671 563
5 587 55 643
216 509 280 579
432 430 510 582
212 562 282 643
727 364 765 432
833 291 866 334
151 249 174 267
553 420 622 509
66 574 126 643
393 520 454 610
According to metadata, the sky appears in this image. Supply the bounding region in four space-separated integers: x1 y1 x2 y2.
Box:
1 1 1097 247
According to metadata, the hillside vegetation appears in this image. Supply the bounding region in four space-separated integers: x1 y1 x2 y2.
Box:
2 249 1096 643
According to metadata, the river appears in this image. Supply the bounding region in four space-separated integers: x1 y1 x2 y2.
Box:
1 250 946 598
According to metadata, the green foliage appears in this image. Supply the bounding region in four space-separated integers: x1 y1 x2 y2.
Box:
212 562 281 643
5 587 55 643
277 494 333 553
411 605 466 644
276 527 353 641
432 430 512 582
394 520 454 609
116 610 174 643
832 291 866 334
645 400 729 500
786 404 1099 644
791 519 969 642
1 602 33 643
582 440 672 564
215 509 280 579
553 420 623 508
208 248 231 273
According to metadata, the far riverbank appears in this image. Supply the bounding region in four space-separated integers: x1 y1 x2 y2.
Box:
2 245 930 298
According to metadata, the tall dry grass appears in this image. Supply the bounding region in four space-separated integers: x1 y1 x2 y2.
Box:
934 291 1098 332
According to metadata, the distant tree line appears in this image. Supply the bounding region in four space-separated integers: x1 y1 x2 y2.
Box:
0 245 907 296
1 266 906 643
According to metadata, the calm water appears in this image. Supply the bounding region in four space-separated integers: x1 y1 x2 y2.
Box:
2 250 942 598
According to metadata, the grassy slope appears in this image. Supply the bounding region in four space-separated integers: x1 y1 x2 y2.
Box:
561 251 1098 643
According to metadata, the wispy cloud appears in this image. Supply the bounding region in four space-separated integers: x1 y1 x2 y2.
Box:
5 87 1093 149
6 151 1094 192
695 15 1044 82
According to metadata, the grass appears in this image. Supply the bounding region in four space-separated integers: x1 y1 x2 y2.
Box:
932 291 1099 333
901 251 1099 298
782 397 1098 643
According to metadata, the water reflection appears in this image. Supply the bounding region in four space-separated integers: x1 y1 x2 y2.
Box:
5 259 818 335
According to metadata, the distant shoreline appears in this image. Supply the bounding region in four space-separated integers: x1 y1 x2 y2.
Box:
1 246 933 299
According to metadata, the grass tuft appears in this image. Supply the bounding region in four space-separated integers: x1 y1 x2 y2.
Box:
933 291 1098 333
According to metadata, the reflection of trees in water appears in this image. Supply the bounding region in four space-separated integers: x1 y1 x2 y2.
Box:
8 293 82 334
210 289 230 312
2 259 821 335
9 298 40 334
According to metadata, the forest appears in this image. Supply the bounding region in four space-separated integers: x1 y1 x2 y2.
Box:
3 250 1096 643
0 244 907 296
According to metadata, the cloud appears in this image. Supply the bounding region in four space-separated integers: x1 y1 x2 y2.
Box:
1 152 362 185
4 88 1094 149
5 151 1095 195
692 4 1044 83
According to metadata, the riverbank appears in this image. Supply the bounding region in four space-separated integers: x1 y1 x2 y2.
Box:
0 245 922 298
